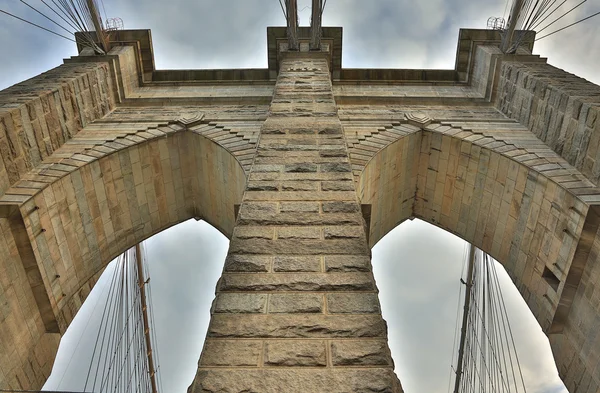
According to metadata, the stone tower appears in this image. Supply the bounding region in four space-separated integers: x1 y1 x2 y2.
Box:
0 23 600 393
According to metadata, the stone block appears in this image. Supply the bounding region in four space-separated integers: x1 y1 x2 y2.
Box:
331 340 392 366
322 201 359 213
281 181 319 191
277 227 321 239
200 340 261 366
320 162 352 172
284 163 318 173
264 340 327 366
279 202 320 213
234 226 274 239
321 181 355 191
189 369 401 393
324 255 371 272
224 255 270 272
273 256 321 272
269 294 323 313
219 272 375 292
214 293 267 313
207 314 388 338
324 226 363 239
327 293 381 314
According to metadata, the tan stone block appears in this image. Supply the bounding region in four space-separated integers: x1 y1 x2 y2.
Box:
273 256 321 272
200 340 261 367
277 227 321 240
331 340 392 366
264 340 326 367
269 294 323 313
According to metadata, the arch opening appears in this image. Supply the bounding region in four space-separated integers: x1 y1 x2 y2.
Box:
0 127 247 390
371 218 568 393
358 129 587 333
42 218 230 392
358 126 600 390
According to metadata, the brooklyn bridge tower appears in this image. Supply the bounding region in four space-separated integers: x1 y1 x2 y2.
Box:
0 0 600 392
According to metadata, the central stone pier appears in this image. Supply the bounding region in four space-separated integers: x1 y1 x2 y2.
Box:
188 53 402 392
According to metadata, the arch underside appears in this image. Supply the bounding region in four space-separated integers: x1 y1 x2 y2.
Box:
353 119 600 390
0 109 249 389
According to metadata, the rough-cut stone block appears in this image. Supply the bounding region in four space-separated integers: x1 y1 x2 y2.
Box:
264 340 327 366
281 181 319 191
322 181 355 191
189 369 401 393
269 294 323 313
324 226 363 239
234 226 274 239
207 314 388 338
238 211 362 226
214 293 267 313
320 162 352 172
273 255 321 272
200 340 261 366
284 163 318 173
229 238 369 255
322 201 359 213
247 181 279 191
224 255 270 272
327 293 381 314
325 255 371 272
253 164 282 172
279 202 320 213
218 273 375 292
277 227 321 239
331 340 392 366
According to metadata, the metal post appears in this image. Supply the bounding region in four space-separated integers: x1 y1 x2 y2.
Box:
453 244 476 393
286 0 299 50
310 0 322 50
501 0 525 53
135 244 159 393
86 0 108 53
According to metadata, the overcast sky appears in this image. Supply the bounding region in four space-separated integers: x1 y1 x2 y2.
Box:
1 0 599 392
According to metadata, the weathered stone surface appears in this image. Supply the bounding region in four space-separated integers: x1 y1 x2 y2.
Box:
264 340 327 366
219 273 375 292
269 294 323 313
320 162 352 172
331 340 392 366
281 181 319 191
234 226 274 239
279 202 320 213
322 201 360 213
325 255 371 272
277 226 321 239
324 226 364 239
238 211 363 226
229 238 369 255
200 340 261 366
284 163 318 173
207 314 388 338
321 181 355 191
224 255 270 272
214 293 267 313
189 369 401 393
273 255 321 272
327 293 381 314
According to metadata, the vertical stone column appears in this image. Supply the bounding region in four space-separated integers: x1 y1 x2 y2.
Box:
189 53 402 393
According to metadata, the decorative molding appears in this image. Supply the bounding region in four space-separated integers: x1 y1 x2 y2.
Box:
176 113 205 128
405 112 433 127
